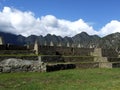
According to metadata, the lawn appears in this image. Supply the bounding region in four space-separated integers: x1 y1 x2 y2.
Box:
0 68 120 90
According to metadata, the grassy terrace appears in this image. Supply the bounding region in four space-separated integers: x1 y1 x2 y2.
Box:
0 68 120 90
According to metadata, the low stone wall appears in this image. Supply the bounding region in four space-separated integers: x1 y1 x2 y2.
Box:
38 46 94 56
99 62 112 68
41 56 99 71
0 50 35 55
107 57 120 62
41 56 99 70
0 54 120 73
0 56 38 62
0 55 99 72
75 62 99 69
64 56 94 62
102 49 118 57
41 56 65 63
94 57 120 68
41 56 95 63
105 57 120 68
0 45 28 50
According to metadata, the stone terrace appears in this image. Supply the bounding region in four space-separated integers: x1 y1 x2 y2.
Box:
0 40 120 72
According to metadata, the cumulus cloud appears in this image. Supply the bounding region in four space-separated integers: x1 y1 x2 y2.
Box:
98 20 120 36
0 6 120 37
0 6 98 37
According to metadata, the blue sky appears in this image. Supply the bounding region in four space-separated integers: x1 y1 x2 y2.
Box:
0 0 120 37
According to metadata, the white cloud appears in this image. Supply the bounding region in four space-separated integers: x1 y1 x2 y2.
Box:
0 6 98 37
0 6 120 37
98 20 120 36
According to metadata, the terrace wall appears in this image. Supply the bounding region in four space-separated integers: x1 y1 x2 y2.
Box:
38 46 94 56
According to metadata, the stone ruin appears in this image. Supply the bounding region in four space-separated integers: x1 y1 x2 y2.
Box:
0 36 3 45
0 37 120 73
34 40 39 55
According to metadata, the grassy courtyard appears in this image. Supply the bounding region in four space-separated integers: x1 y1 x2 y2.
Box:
0 68 120 90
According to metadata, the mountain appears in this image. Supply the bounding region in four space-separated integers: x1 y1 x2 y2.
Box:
100 32 120 48
0 31 120 49
0 32 25 45
72 32 101 47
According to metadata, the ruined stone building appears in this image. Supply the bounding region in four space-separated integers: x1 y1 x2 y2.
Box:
0 37 120 73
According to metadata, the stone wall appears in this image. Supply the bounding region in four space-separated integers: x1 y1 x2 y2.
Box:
0 44 118 57
40 55 95 63
0 44 28 50
64 56 94 62
75 62 99 69
41 55 99 69
94 56 120 68
37 46 118 58
38 46 94 56
0 50 34 55
102 49 118 57
107 57 120 62
0 56 38 62
0 43 119 72
107 58 120 68
0 55 120 72
41 56 64 63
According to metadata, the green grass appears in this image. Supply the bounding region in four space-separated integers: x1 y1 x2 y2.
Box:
0 68 120 90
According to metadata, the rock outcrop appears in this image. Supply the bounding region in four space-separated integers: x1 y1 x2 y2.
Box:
0 58 46 73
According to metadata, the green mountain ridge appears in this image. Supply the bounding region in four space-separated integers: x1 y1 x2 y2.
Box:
0 31 120 49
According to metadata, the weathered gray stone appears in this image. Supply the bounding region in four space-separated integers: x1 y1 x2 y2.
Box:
0 36 3 45
3 66 11 73
0 58 46 73
77 43 81 48
94 56 112 68
67 42 70 47
50 41 54 46
58 43 62 47
34 40 39 55
91 48 102 57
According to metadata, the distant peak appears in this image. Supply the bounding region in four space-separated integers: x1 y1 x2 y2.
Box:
81 32 88 34
77 32 89 37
